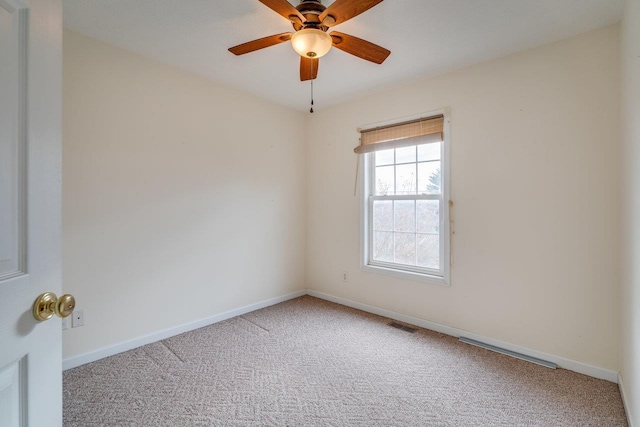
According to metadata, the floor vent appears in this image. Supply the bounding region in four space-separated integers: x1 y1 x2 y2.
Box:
459 337 557 369
388 322 417 333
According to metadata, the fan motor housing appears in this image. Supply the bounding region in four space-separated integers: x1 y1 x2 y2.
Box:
295 0 329 29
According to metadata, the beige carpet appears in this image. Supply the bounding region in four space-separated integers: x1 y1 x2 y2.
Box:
63 296 627 426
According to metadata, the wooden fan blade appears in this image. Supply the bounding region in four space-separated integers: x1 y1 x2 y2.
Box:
300 57 319 81
259 0 305 24
319 0 383 27
330 32 390 64
229 33 292 55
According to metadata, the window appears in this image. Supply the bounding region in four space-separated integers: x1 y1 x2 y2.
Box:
357 113 450 285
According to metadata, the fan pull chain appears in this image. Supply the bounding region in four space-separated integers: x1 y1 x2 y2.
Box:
310 60 314 113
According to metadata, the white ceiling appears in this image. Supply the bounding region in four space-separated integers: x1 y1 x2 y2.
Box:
63 0 624 112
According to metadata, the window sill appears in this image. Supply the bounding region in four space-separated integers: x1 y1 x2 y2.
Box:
361 264 450 286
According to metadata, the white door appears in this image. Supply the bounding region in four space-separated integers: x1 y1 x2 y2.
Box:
0 0 63 425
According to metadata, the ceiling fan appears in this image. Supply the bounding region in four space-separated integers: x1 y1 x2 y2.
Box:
228 0 390 82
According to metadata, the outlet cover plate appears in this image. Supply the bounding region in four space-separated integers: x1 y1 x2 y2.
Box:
72 310 84 328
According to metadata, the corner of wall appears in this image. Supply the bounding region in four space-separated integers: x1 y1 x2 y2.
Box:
620 0 640 425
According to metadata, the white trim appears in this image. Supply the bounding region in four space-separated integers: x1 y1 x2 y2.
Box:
359 108 451 286
443 110 451 286
361 264 449 286
619 372 636 427
306 289 619 383
62 289 307 371
63 287 621 386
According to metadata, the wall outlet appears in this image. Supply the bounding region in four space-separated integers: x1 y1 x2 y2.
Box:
342 271 348 282
72 310 84 328
61 317 69 330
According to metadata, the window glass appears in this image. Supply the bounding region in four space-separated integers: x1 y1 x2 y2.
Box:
366 137 448 281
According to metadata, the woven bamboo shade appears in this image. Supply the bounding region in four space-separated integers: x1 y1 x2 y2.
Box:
355 115 444 154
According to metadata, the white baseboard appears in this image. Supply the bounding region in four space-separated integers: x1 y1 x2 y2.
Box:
619 372 636 427
63 287 620 386
62 289 307 371
306 289 620 383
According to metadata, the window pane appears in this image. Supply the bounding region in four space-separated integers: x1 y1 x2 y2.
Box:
418 161 441 194
395 146 416 164
394 233 416 265
418 142 440 162
396 164 416 195
373 231 394 262
394 200 415 232
375 149 394 166
367 138 448 278
373 200 393 231
375 165 394 195
417 234 439 269
417 200 439 234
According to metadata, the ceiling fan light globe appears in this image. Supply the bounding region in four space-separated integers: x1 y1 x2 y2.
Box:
291 28 332 59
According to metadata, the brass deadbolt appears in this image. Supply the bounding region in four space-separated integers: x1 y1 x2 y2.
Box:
33 292 76 322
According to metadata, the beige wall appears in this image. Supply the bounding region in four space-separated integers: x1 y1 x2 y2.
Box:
305 25 621 371
62 30 306 358
63 24 625 380
620 0 640 422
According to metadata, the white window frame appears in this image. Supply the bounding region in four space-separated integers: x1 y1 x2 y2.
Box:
360 109 451 286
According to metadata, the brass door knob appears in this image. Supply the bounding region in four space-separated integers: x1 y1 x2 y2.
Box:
33 292 76 321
